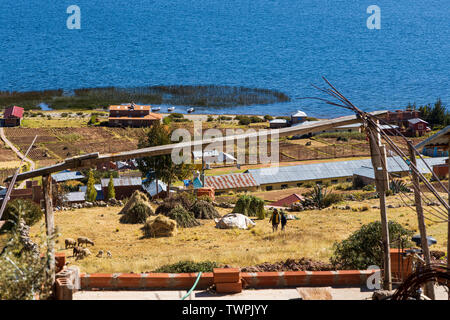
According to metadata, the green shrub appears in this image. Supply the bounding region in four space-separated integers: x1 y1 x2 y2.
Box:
169 113 184 119
249 116 264 123
389 179 411 194
330 221 414 269
305 185 340 209
0 224 54 299
323 193 344 208
1 199 43 232
362 184 375 192
153 260 219 273
162 117 172 125
238 117 251 125
264 115 274 121
207 115 214 122
218 115 232 121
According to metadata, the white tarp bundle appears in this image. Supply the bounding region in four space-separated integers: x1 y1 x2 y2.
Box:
214 213 256 230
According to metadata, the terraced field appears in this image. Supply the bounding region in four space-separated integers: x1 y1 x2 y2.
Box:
3 127 147 166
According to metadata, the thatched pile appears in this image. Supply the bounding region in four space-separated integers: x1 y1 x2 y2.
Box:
232 195 265 218
143 215 177 238
154 192 195 216
119 191 154 224
119 191 150 215
190 200 221 219
167 205 200 228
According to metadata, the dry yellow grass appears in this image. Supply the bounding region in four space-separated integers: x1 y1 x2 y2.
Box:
23 194 448 274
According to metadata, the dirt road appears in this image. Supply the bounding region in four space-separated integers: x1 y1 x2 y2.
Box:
0 127 35 188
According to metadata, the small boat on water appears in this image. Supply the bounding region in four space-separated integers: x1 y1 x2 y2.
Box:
167 107 175 112
187 107 195 113
151 106 161 112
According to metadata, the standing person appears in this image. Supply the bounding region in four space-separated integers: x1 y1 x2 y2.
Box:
269 208 280 232
280 210 287 231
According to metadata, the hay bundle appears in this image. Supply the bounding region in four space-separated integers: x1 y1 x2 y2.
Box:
119 200 154 224
155 192 195 215
190 200 221 219
119 190 150 215
143 215 177 238
232 195 265 217
168 205 200 228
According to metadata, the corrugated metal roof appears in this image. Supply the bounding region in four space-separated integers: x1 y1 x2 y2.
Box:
291 110 307 117
51 171 85 182
408 118 427 124
205 173 259 190
100 177 142 187
247 157 447 185
142 180 167 197
64 192 86 203
79 184 102 192
415 126 450 150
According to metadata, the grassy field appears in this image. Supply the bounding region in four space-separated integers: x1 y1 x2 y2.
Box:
21 194 448 274
21 118 90 128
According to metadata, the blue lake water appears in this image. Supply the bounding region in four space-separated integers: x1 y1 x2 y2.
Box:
0 1 448 117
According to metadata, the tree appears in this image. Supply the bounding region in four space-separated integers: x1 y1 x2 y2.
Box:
1 199 43 232
330 221 414 269
106 174 115 200
137 123 193 197
85 170 97 202
419 98 449 128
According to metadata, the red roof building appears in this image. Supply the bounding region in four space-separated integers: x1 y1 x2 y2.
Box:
108 103 162 127
2 106 24 127
407 118 430 137
271 193 304 207
204 173 259 194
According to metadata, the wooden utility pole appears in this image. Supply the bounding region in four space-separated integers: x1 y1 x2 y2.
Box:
448 136 450 300
407 141 435 299
368 121 392 290
42 175 55 285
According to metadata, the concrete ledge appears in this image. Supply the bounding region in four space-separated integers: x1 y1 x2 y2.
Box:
80 270 377 290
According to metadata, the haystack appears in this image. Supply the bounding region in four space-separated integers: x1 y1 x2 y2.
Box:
155 192 195 216
119 190 150 215
168 205 200 228
119 192 154 224
190 200 221 219
143 215 177 238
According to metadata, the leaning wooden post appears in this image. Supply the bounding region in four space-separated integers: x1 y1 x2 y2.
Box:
448 136 450 300
368 121 392 290
42 175 56 285
407 141 435 299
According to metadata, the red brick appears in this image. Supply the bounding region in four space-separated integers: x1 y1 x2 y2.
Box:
334 271 363 285
216 280 242 293
86 273 115 288
308 271 335 285
117 274 142 288
213 268 240 283
284 271 308 286
142 273 171 288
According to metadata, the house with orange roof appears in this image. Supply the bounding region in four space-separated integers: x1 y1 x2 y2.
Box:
108 103 163 127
